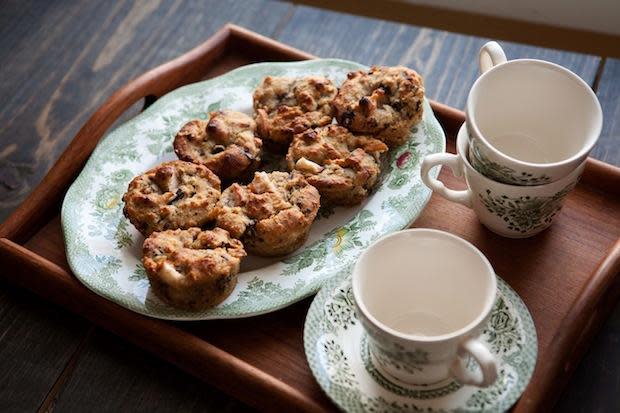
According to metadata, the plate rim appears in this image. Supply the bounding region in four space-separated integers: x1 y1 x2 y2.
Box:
61 58 446 320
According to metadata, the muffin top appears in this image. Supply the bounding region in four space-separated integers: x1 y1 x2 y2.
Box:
253 76 337 144
215 170 320 256
332 66 424 146
287 124 387 168
287 125 387 205
122 160 221 236
142 227 246 286
173 111 262 180
142 227 246 310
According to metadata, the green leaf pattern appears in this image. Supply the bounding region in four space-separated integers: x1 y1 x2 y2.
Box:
305 275 538 412
88 169 135 248
322 338 357 388
469 137 551 185
325 284 357 330
61 59 445 320
479 183 574 234
218 277 305 313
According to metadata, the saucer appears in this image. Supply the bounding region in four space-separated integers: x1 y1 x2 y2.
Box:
304 267 537 412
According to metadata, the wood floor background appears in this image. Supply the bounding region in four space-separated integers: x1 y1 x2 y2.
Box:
0 0 618 411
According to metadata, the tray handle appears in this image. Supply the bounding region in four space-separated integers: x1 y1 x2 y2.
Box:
0 26 235 242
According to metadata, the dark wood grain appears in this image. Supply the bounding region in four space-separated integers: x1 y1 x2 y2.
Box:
0 283 89 412
53 329 252 413
589 58 620 165
554 297 620 413
275 5 600 111
0 0 293 222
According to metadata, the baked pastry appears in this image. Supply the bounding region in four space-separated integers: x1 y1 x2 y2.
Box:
142 227 246 310
122 160 221 236
173 111 261 180
215 171 320 256
253 76 337 144
332 66 424 147
287 125 388 205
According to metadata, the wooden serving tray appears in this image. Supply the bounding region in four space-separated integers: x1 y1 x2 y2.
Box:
1 24 619 412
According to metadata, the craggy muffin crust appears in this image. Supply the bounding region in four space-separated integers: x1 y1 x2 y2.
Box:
332 66 424 147
142 227 246 310
123 160 221 236
287 125 388 205
173 111 262 180
253 76 337 144
215 171 320 256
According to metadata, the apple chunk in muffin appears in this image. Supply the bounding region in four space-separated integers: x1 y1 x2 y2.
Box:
287 125 387 205
215 171 320 256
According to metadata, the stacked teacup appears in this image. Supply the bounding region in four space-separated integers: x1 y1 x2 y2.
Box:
422 41 603 238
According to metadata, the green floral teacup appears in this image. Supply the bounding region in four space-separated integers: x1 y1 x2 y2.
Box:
421 124 585 238
352 229 499 387
466 41 601 186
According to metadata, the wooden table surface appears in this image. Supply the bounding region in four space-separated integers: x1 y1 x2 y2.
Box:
0 1 618 411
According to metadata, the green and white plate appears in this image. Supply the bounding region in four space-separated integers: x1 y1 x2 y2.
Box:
304 268 538 412
61 59 445 320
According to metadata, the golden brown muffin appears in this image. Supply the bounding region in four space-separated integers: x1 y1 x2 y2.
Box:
122 160 221 236
215 171 320 256
286 125 388 205
332 66 424 147
253 76 337 144
142 227 246 310
173 111 262 180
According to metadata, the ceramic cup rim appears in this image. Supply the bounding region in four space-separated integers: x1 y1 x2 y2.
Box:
466 58 603 169
352 228 497 343
457 123 586 189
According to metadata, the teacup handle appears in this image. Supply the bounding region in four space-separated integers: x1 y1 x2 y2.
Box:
421 153 473 208
451 337 498 387
479 41 507 74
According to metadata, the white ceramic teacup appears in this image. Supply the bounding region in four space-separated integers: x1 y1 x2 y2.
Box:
352 229 499 387
466 41 602 185
421 124 585 238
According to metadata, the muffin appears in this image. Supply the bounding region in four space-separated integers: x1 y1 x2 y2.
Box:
122 160 221 236
332 66 424 146
142 227 246 310
287 125 388 205
215 171 320 256
253 76 337 144
173 110 262 180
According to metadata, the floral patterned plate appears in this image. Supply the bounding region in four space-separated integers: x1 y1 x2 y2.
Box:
304 268 537 412
61 59 445 320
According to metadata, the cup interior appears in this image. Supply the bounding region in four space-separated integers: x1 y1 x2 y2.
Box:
468 60 601 164
353 229 496 340
458 122 585 188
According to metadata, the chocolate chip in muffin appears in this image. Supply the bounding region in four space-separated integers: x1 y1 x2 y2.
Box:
215 171 320 256
286 124 387 205
332 66 425 147
174 110 262 180
253 76 337 144
122 160 221 236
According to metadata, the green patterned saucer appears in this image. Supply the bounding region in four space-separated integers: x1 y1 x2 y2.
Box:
61 59 445 320
304 269 537 412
